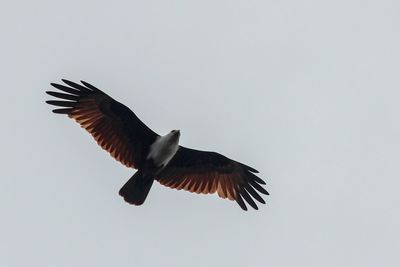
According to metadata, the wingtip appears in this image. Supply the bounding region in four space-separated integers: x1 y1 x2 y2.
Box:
242 163 259 173
250 168 259 173
51 108 73 114
80 80 100 92
248 172 266 185
235 194 248 211
257 178 266 185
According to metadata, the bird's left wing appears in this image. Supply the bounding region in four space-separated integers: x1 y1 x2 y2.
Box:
46 79 159 168
155 146 269 210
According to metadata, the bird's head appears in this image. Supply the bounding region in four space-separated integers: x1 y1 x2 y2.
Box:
170 129 180 138
167 129 180 144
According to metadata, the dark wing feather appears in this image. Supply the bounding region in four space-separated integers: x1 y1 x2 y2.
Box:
156 146 268 210
46 79 159 168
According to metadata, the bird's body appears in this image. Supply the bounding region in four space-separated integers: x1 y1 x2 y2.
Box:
147 131 180 169
46 80 268 210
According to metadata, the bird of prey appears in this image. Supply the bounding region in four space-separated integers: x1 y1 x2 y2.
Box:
46 80 268 210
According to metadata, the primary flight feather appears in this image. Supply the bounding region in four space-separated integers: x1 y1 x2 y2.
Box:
46 80 268 210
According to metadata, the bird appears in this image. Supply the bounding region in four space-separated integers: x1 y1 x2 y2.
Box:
46 79 269 210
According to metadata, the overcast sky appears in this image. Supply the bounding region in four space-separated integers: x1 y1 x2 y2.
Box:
1 1 400 266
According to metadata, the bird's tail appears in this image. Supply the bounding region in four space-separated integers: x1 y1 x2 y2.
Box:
119 171 154 206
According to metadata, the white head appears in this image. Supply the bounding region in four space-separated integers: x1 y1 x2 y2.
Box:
167 129 180 144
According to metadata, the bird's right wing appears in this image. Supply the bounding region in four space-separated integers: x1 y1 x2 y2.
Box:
156 146 268 210
46 79 159 169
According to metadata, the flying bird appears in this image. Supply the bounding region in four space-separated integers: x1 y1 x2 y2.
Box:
46 80 268 210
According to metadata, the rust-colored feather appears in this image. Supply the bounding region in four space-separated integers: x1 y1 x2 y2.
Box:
154 147 268 210
47 80 159 169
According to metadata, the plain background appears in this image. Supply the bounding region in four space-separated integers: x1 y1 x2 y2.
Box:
1 1 399 266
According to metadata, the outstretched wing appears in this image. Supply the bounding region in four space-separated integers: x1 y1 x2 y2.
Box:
156 146 268 210
46 79 159 168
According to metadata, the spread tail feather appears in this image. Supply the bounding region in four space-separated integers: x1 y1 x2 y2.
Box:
119 171 154 205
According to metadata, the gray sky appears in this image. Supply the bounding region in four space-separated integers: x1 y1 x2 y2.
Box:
1 1 400 266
